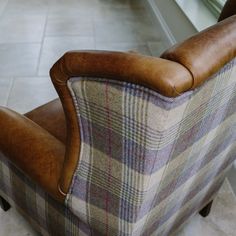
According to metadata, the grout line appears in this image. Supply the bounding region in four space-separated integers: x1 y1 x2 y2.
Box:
35 6 49 76
225 178 236 199
92 16 96 49
145 42 152 56
5 77 14 108
40 35 96 39
92 8 98 50
11 76 50 79
206 218 230 236
0 41 42 46
42 34 95 38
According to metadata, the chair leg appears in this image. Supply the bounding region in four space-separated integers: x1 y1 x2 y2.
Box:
0 196 11 212
199 200 213 217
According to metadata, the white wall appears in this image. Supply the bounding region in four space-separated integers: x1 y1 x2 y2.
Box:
146 0 198 45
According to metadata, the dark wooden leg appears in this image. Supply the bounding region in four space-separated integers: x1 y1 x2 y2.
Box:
0 196 11 211
199 200 213 217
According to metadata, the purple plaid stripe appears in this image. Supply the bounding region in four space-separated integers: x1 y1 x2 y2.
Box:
66 58 236 235
1 58 235 236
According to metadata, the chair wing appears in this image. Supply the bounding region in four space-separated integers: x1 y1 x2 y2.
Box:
50 15 236 235
64 57 236 235
0 12 235 236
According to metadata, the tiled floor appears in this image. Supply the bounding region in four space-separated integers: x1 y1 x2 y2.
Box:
0 0 164 113
0 0 235 235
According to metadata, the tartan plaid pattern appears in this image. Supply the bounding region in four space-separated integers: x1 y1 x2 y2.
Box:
0 59 235 236
67 58 236 236
0 153 92 236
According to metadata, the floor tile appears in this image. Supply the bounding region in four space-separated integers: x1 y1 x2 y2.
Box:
207 179 236 236
46 15 93 37
7 77 57 113
94 7 152 23
0 77 13 106
95 0 144 9
177 214 228 236
226 166 236 195
3 0 48 16
0 15 46 43
0 207 39 236
147 41 169 57
38 36 95 76
48 0 97 18
176 179 236 236
95 20 161 44
96 42 151 55
0 43 41 77
0 0 8 16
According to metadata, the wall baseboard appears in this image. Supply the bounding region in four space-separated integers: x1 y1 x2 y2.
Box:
146 0 177 46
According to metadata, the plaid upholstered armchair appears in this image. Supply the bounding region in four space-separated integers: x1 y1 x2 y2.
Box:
0 3 236 236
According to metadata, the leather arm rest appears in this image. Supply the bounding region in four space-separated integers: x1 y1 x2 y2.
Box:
0 107 65 202
51 50 193 97
161 15 236 89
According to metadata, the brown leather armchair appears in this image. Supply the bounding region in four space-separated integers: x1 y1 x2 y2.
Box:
0 2 236 235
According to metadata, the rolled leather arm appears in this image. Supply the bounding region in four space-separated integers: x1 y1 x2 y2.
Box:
0 107 65 202
161 15 236 89
51 50 192 97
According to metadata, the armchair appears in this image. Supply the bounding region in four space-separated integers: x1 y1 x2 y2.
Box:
0 4 236 236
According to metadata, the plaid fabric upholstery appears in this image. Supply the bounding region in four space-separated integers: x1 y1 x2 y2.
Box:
0 153 92 236
0 59 235 236
66 58 236 236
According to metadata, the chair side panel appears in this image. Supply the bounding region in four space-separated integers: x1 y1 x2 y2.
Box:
67 58 236 235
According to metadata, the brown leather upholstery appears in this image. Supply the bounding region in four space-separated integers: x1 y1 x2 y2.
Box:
0 107 65 202
55 50 193 97
25 99 67 144
218 0 236 21
161 15 236 89
50 61 81 195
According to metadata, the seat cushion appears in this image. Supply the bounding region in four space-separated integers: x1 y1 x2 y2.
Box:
25 99 67 144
